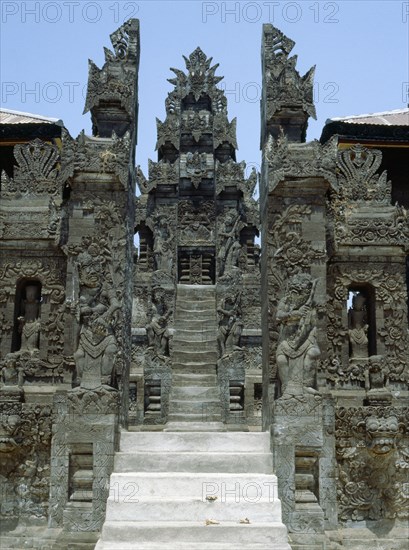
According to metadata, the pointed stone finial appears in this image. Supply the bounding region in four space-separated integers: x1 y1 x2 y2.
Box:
83 19 140 139
261 24 316 144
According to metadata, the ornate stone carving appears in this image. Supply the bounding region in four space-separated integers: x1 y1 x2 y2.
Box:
156 115 180 150
348 292 369 360
337 145 391 204
336 406 409 521
262 25 316 121
217 292 243 358
325 266 409 385
83 19 139 136
276 274 321 399
265 132 338 192
72 244 120 390
217 210 244 276
148 159 179 186
1 139 61 197
185 151 208 188
213 114 237 149
167 47 226 113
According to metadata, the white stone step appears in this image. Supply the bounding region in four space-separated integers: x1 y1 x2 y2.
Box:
171 386 219 399
96 543 289 550
104 496 282 522
172 354 217 365
172 340 217 351
169 399 221 414
98 521 289 545
163 421 226 432
114 451 273 473
108 472 279 499
171 373 218 386
119 431 271 453
167 412 222 422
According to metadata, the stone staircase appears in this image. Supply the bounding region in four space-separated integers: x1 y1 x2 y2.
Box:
95 430 291 549
167 285 223 429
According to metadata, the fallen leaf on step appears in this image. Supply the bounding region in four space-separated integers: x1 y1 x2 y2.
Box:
239 518 251 524
206 495 218 501
205 519 220 525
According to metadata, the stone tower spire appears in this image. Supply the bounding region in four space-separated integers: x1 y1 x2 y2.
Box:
261 24 316 144
134 48 262 428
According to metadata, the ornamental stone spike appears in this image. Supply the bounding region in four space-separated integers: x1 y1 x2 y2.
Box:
261 23 316 144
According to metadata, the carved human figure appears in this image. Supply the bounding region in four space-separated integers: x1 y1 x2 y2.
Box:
153 219 173 273
146 293 171 357
276 273 320 399
1 354 24 388
18 284 41 352
217 294 243 357
73 250 120 389
218 211 242 276
348 292 369 359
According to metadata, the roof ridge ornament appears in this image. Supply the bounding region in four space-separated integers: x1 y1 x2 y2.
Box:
261 24 316 143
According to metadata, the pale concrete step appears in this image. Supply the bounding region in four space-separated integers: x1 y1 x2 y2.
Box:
171 373 218 385
167 412 222 422
99 521 289 545
119 431 271 453
172 362 217 371
114 451 273 473
109 472 278 499
96 543 289 550
172 350 218 363
171 386 219 399
172 340 217 352
175 308 216 319
173 336 217 347
163 421 226 431
104 497 282 522
174 319 216 330
169 399 221 414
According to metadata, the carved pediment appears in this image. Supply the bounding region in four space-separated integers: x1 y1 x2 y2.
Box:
1 139 61 197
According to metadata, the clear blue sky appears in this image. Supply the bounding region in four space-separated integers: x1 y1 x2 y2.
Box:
1 1 408 175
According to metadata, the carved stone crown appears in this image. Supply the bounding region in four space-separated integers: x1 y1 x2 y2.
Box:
83 18 140 138
337 144 391 204
1 138 60 197
165 48 227 115
262 24 316 142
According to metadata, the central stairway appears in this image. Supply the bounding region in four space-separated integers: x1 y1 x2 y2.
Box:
167 285 223 430
95 431 291 549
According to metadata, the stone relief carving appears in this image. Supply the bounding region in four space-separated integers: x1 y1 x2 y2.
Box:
325 266 409 386
61 130 132 189
167 47 226 113
18 285 41 354
148 159 179 187
217 292 243 358
276 273 321 399
156 115 180 150
262 25 316 120
336 406 409 522
152 211 175 274
181 110 210 142
217 210 243 276
185 151 208 188
1 139 61 197
337 145 391 204
348 292 369 360
1 354 24 388
213 113 237 149
83 19 139 122
72 244 120 390
265 132 338 192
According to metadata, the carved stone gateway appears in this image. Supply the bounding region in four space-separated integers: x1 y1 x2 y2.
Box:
1 17 408 550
